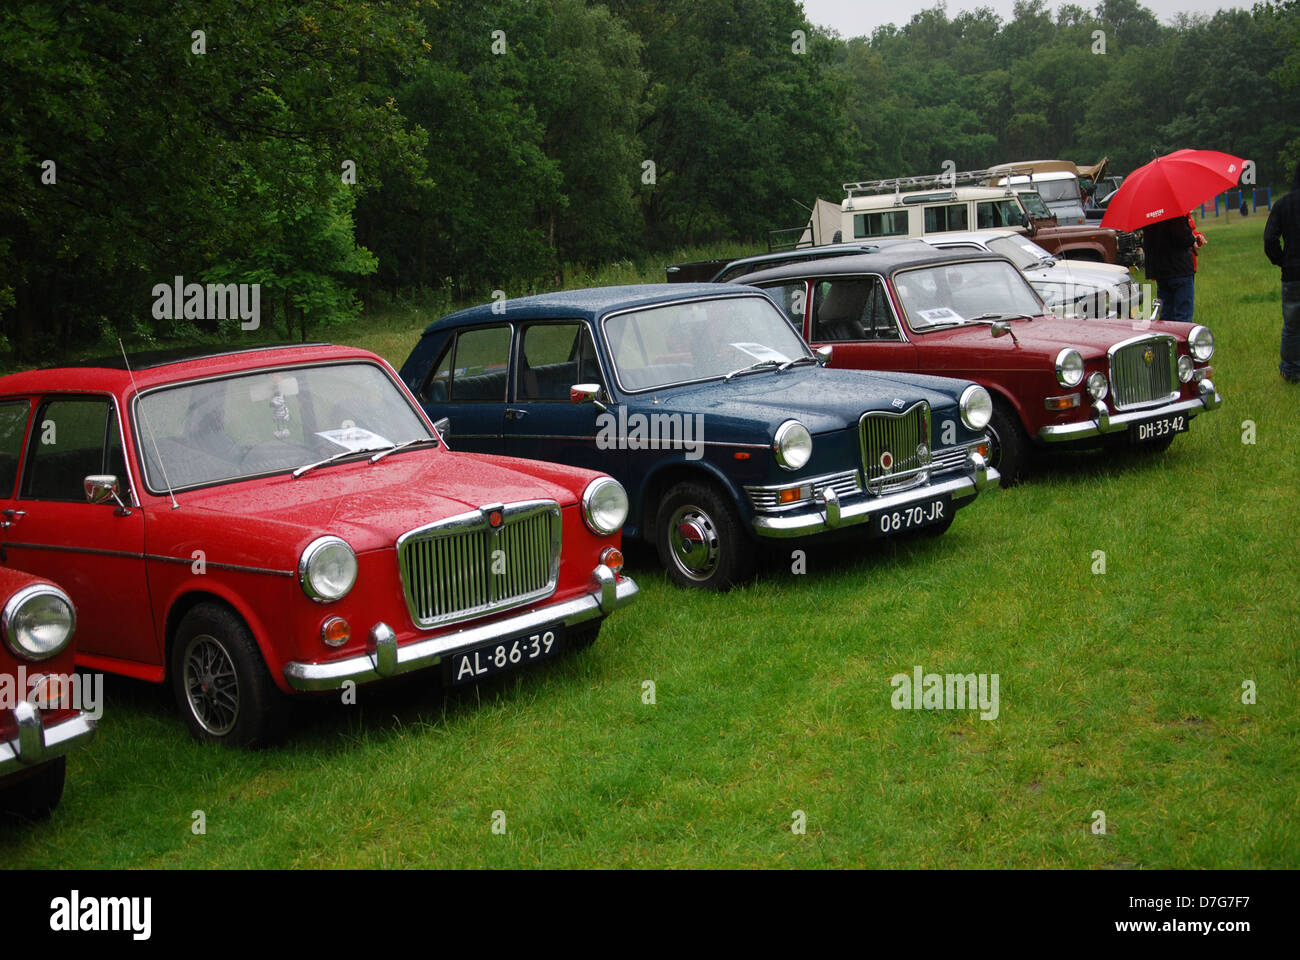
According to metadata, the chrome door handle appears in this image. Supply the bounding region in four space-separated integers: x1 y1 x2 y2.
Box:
506 409 528 420
0 509 25 530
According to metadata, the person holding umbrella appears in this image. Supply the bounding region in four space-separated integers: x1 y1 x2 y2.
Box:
1102 148 1244 325
1264 161 1300 383
1142 214 1199 322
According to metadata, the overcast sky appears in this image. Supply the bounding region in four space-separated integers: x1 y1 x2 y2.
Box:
800 0 1236 37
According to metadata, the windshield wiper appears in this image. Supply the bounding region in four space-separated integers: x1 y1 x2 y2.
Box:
965 313 1035 324
778 356 820 371
368 436 441 464
292 447 387 478
723 359 781 381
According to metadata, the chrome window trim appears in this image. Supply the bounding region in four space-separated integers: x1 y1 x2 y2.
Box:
512 319 611 403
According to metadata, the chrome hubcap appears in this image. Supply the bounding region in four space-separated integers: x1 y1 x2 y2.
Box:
668 505 720 581
183 634 239 736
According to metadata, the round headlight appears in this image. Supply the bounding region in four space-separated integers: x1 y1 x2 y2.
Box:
774 419 813 471
1188 325 1214 362
959 384 993 431
1177 354 1195 383
1086 371 1109 400
3 585 76 661
1055 348 1085 388
581 477 628 536
299 536 357 603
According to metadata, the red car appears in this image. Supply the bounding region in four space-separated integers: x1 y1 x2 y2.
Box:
731 248 1221 483
0 567 97 818
0 345 637 746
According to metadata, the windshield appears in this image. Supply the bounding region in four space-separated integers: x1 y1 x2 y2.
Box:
1018 192 1052 219
987 235 1053 269
1034 179 1081 204
894 260 1046 330
135 361 432 490
603 295 811 391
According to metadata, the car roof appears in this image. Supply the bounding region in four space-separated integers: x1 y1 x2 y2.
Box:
419 283 768 335
725 246 1004 285
711 240 933 281
0 343 384 396
919 230 1024 247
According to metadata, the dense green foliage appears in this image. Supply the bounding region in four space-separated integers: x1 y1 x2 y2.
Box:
2 0 1297 359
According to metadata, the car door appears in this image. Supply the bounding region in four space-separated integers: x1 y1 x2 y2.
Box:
506 320 625 475
804 275 918 373
0 394 156 668
416 324 512 454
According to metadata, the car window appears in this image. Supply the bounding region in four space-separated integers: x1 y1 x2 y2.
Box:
810 276 900 342
518 323 602 401
896 260 1045 329
760 283 807 328
21 397 126 502
853 210 909 238
0 400 31 498
447 326 511 402
603 296 810 392
976 200 1024 229
924 204 968 233
135 362 432 491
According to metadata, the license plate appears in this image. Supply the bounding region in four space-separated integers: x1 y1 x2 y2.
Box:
1131 414 1188 443
875 496 948 536
449 624 564 686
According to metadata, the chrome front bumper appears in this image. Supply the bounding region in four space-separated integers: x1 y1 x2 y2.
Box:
750 453 997 539
0 704 97 776
284 566 639 691
1037 380 1221 442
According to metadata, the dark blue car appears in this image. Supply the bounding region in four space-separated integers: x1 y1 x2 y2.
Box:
399 284 998 589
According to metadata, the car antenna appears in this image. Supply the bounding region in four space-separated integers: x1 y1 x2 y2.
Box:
119 338 179 509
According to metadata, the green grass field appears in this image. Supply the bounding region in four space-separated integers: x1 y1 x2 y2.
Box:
4 217 1296 868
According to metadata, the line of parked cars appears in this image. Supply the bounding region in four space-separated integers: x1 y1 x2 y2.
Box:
0 223 1222 819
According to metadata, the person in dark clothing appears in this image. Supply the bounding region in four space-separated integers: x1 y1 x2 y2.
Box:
1264 161 1300 383
1142 214 1198 323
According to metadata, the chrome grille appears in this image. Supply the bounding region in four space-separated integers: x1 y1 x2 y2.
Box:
930 441 979 474
397 500 560 628
1109 335 1177 410
745 470 861 512
860 402 931 492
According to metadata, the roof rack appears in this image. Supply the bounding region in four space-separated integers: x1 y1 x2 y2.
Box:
843 166 1038 197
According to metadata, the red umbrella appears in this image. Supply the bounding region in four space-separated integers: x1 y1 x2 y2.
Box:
1100 148 1244 232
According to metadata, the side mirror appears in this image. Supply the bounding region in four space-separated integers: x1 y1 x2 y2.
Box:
814 345 833 367
1150 299 1163 322
432 417 451 444
570 383 607 413
991 322 1019 345
85 474 132 515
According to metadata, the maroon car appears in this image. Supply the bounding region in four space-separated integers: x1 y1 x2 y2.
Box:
0 567 96 818
731 248 1221 484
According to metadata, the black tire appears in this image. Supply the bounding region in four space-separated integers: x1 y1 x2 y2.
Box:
986 398 1029 487
170 602 288 748
654 480 756 591
0 757 66 820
